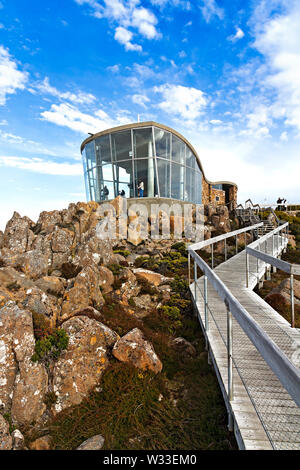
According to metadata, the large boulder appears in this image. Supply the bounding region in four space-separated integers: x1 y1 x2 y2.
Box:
52 316 119 414
60 265 105 321
265 278 300 307
133 268 172 287
0 303 48 427
3 212 35 254
112 328 162 374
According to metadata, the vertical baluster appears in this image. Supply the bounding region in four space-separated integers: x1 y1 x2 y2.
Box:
211 243 214 269
246 252 249 288
188 252 191 285
291 273 295 328
204 275 208 349
194 260 197 302
235 235 238 254
224 239 227 261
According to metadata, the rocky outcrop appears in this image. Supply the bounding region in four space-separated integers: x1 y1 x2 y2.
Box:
52 316 119 414
0 303 48 427
29 435 52 450
0 415 12 450
112 328 162 374
265 278 300 307
76 434 104 450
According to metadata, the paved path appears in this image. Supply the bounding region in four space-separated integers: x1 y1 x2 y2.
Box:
190 236 300 450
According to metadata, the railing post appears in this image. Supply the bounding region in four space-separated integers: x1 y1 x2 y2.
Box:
246 251 249 288
211 243 214 269
244 231 247 248
188 252 191 285
235 235 238 254
224 239 227 261
194 260 197 302
272 233 274 256
204 275 209 349
291 274 295 328
227 303 234 431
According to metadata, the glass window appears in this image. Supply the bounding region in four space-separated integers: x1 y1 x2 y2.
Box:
101 164 114 181
212 184 222 190
172 135 185 165
185 166 195 202
134 158 158 198
195 171 202 204
111 130 132 161
114 160 134 198
186 148 195 169
157 158 170 198
154 128 171 160
95 135 111 165
133 128 154 159
171 162 184 200
100 181 114 201
85 142 96 170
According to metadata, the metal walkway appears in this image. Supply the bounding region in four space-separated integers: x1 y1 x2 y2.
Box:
189 226 300 450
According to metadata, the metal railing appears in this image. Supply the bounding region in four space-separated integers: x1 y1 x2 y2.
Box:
188 222 300 431
246 222 300 328
188 222 263 277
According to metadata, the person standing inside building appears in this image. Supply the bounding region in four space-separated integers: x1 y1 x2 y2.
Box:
138 181 144 197
103 185 109 200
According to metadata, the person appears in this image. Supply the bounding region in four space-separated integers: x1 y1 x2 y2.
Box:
120 189 125 197
103 185 109 200
138 181 144 197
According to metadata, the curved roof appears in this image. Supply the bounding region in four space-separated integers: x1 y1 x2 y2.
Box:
80 121 238 189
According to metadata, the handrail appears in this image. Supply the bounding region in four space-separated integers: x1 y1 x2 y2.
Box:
188 222 300 431
245 222 300 327
190 222 263 251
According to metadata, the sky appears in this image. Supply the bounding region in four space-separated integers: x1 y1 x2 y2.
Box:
0 0 300 230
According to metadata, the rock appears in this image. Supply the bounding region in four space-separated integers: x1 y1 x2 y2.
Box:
265 278 300 306
132 294 157 316
98 266 114 294
51 227 74 253
13 250 49 280
0 414 12 450
76 434 104 450
22 286 60 326
133 268 172 287
0 303 48 427
288 234 296 249
35 276 65 297
52 316 119 413
3 212 35 254
112 328 162 374
172 337 197 358
37 210 62 234
12 429 25 450
29 435 51 450
60 265 105 321
0 231 3 249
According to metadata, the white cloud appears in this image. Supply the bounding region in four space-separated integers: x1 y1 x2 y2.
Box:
210 119 222 125
114 27 142 52
32 77 96 105
154 84 207 120
74 0 160 51
131 94 150 108
0 156 83 176
200 0 224 23
107 64 120 73
252 1 300 132
40 102 132 134
227 27 245 42
0 45 28 105
280 131 288 141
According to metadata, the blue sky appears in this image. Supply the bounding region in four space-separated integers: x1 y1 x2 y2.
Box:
0 0 299 229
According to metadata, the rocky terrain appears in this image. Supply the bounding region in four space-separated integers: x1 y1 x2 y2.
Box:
0 198 238 450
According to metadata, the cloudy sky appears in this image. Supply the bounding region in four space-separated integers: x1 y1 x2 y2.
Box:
0 0 299 230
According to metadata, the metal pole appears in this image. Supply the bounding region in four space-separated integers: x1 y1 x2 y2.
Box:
227 304 233 431
244 231 247 248
246 252 249 288
235 235 238 254
291 274 295 328
188 252 191 285
224 239 227 261
204 275 209 347
211 243 214 269
194 260 197 302
272 233 274 256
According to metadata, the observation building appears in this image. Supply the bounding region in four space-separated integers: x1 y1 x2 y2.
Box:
81 121 237 208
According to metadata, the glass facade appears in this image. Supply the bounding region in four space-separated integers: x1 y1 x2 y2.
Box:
82 125 203 204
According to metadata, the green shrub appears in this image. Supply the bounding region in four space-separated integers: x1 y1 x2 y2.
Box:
113 249 131 258
31 329 69 366
107 263 123 275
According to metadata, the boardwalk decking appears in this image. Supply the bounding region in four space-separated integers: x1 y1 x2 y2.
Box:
190 235 300 450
